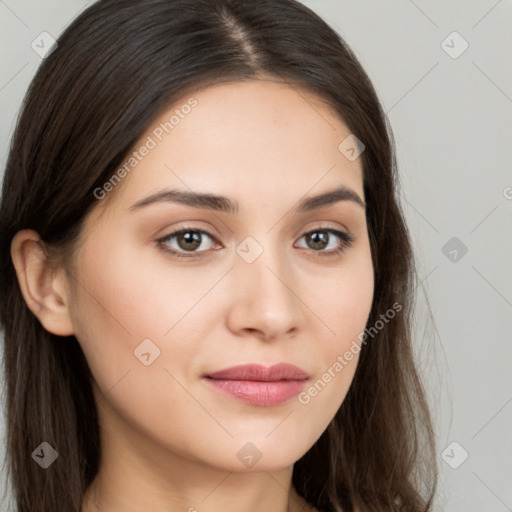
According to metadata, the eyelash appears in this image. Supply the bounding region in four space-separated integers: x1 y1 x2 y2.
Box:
156 225 355 260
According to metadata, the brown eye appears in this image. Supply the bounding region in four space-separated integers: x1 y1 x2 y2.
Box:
305 230 330 250
158 228 219 258
295 228 354 257
176 231 203 251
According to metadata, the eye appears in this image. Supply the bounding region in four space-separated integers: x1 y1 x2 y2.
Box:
295 228 354 257
157 227 220 259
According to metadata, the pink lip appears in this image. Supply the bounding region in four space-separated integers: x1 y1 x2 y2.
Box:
203 363 309 406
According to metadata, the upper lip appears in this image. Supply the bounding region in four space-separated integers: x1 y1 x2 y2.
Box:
205 363 309 382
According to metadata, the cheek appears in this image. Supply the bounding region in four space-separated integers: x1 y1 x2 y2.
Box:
306 248 374 350
299 252 374 414
68 237 227 388
73 232 210 334
67 240 217 447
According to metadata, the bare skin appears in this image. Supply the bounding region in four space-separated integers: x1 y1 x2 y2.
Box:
11 78 373 512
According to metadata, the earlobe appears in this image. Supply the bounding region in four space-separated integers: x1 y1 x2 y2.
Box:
10 229 75 336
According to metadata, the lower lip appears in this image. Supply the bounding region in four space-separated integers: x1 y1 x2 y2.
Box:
203 378 307 406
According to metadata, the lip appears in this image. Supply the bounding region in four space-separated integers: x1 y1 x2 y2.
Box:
206 363 309 381
203 363 309 406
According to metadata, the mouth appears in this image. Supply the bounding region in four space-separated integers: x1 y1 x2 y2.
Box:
202 363 309 406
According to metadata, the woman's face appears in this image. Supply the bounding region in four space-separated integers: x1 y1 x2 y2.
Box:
66 79 374 472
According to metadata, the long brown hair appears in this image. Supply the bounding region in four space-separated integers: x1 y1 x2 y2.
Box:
0 1 437 510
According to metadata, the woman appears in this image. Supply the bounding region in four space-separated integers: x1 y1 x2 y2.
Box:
0 0 437 511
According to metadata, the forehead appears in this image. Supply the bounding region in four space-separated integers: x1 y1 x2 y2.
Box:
96 79 364 216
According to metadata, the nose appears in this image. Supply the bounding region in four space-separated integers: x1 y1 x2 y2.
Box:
225 241 306 341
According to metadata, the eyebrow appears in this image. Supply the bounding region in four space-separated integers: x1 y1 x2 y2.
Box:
129 185 365 214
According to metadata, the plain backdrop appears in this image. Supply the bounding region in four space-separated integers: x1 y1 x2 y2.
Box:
1 1 511 511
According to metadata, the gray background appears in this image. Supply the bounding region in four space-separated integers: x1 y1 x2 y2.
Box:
1 1 511 511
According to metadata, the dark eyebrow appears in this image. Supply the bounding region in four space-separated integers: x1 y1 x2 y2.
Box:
130 189 239 214
129 185 365 213
294 186 365 212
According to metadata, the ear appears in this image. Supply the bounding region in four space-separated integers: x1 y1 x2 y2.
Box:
10 229 74 336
